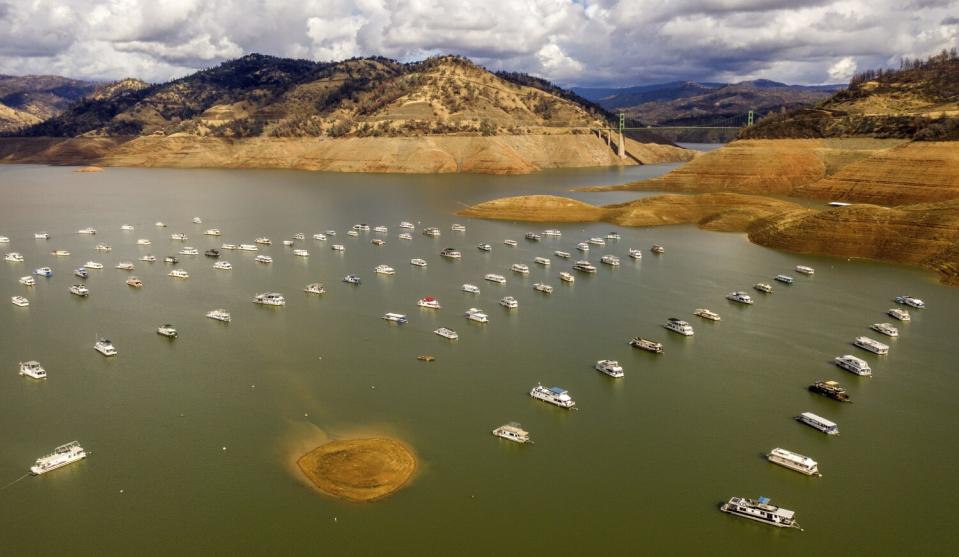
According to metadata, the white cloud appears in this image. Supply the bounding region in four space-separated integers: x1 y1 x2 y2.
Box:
827 56 858 81
0 0 956 85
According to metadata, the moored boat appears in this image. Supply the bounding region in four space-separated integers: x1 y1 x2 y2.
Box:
754 282 773 293
664 317 694 336
809 380 851 402
464 307 488 323
30 441 87 475
484 273 506 284
887 308 910 321
870 322 899 337
19 360 46 379
213 261 232 270
503 239 518 246
767 448 820 476
499 296 519 309
694 308 721 321
533 282 553 294
253 292 286 306
726 291 754 304
11 295 29 307
595 359 624 378
94 338 117 356
572 260 596 273
382 312 408 324
510 263 529 274
304 283 325 294
834 354 872 376
126 277 143 288
795 412 839 435
440 248 461 259
629 337 663 353
157 324 177 338
462 283 480 294
651 244 665 254
254 255 273 264
343 274 361 284
410 258 428 267
529 384 575 409
559 272 575 283
374 264 396 275
206 309 231 322
795 265 815 275
894 295 925 309
554 250 571 259
854 336 889 355
492 423 531 444
534 256 551 266
69 284 89 297
774 274 794 284
434 327 458 340
600 254 620 266
720 497 801 529
168 269 189 279
418 296 441 309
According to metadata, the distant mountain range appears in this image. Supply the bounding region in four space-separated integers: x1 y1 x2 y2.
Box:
573 79 844 128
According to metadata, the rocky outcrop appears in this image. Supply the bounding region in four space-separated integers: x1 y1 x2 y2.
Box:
0 134 693 174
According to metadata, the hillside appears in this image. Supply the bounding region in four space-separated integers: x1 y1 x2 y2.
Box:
15 54 610 139
742 52 959 140
0 54 694 174
0 74 98 132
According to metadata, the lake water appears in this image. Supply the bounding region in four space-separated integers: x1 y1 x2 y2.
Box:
0 163 956 555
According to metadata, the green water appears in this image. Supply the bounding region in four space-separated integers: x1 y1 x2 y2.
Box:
0 164 956 555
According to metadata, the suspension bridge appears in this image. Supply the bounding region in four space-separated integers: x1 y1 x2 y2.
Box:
590 111 754 160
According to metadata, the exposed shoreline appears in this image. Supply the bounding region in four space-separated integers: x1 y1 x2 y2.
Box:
296 437 417 502
0 134 695 175
458 193 959 286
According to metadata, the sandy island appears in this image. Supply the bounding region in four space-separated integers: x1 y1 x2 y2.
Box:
72 165 104 173
296 438 416 502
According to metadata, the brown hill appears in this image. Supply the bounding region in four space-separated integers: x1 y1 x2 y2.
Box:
0 74 98 132
14 54 609 138
1 54 694 173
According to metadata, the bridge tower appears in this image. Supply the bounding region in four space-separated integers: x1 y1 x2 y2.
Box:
618 113 625 159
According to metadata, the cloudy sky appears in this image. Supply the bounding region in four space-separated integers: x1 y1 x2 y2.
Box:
1 0 957 87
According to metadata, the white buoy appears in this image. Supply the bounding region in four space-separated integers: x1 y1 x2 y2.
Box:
222 446 227 451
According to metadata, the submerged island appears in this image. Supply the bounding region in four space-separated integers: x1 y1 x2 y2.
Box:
296 438 416 502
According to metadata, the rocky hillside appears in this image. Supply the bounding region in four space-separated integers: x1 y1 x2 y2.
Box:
14 54 609 139
742 51 959 140
0 75 98 132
